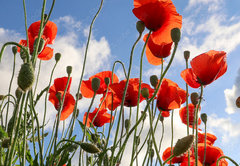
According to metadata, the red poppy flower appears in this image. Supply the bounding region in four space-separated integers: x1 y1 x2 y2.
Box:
198 132 217 146
180 157 203 166
161 110 170 117
18 20 57 60
181 50 227 88
102 78 154 110
83 108 113 127
179 104 201 127
80 71 119 98
162 147 187 164
198 143 228 166
49 77 75 121
157 78 186 111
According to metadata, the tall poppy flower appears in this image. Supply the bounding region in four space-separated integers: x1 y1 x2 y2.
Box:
102 78 154 110
133 0 182 65
198 143 228 166
157 78 186 111
162 147 187 164
83 108 113 127
179 104 201 127
181 50 227 88
18 20 58 60
49 77 75 121
198 132 217 146
80 71 119 98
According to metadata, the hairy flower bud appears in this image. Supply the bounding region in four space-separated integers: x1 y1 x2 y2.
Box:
66 66 72 75
80 142 101 154
191 92 199 105
55 53 61 62
150 75 158 88
91 77 101 92
12 46 18 55
104 77 110 86
136 21 145 34
184 50 190 61
173 135 194 156
141 88 149 99
17 63 35 92
200 113 207 124
15 87 22 99
171 28 181 43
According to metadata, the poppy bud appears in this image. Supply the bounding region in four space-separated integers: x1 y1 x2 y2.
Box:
184 50 190 61
171 28 181 43
0 95 5 100
20 47 27 61
15 87 22 99
0 126 8 139
55 53 61 62
76 93 83 100
104 77 110 86
66 66 72 75
80 142 101 154
17 63 35 92
125 119 131 131
135 136 140 146
200 113 207 124
34 38 45 53
191 92 199 105
160 115 164 122
150 75 158 88
236 96 240 108
136 21 145 34
173 135 194 157
1 138 10 148
141 88 149 99
12 46 18 55
91 77 101 92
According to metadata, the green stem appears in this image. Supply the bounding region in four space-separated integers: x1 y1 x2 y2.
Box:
33 60 42 97
216 156 239 166
23 0 30 56
170 110 174 165
163 154 175 166
203 122 207 166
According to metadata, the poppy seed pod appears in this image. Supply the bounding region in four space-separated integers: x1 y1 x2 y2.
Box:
171 28 181 43
136 21 145 34
66 66 72 75
55 53 61 62
184 50 190 61
173 135 194 157
201 113 207 124
80 142 101 154
191 92 199 105
236 96 240 108
17 63 35 92
104 77 110 86
150 75 158 88
91 77 101 92
12 46 18 55
141 88 149 99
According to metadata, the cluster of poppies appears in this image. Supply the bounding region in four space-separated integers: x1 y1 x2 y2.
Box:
162 132 228 165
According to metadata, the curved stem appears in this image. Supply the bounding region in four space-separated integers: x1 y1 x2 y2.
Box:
216 156 239 166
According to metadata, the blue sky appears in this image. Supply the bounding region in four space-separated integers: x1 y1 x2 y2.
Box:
1 0 240 165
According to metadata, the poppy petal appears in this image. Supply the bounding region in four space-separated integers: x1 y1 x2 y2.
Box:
38 46 53 60
181 68 201 88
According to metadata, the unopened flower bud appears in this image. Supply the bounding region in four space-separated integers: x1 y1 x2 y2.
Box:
191 92 199 105
80 142 101 154
184 50 190 61
0 95 5 100
20 48 27 60
200 113 207 124
171 28 181 43
91 77 101 92
76 93 83 100
236 96 240 108
17 63 35 92
1 138 10 148
15 87 22 99
141 88 149 99
55 53 61 62
125 119 131 131
104 77 110 86
66 66 72 75
150 75 158 88
12 46 18 55
173 135 194 157
136 21 145 34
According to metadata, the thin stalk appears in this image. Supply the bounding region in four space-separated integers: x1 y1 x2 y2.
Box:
170 110 174 165
155 119 164 166
23 0 30 56
33 60 42 97
44 0 56 25
23 93 29 166
216 156 239 166
203 122 207 166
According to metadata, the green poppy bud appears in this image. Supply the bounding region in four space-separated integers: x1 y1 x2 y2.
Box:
76 93 83 100
136 21 145 34
184 50 190 61
55 53 61 62
171 28 181 43
12 46 18 55
141 88 149 99
150 75 158 88
200 113 207 124
125 119 131 131
17 63 35 92
173 135 194 157
15 87 22 99
66 66 72 75
191 92 199 106
104 77 110 86
91 77 101 92
80 142 101 154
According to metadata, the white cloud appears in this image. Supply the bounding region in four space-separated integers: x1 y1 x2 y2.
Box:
186 0 224 12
